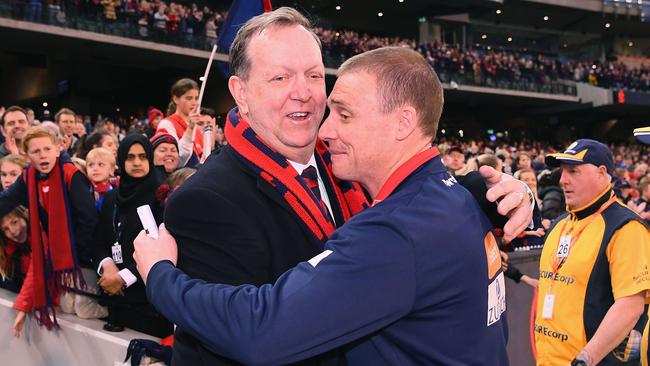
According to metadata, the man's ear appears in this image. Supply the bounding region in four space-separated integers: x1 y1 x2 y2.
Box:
599 165 610 179
395 105 418 141
228 76 249 116
0 125 6 138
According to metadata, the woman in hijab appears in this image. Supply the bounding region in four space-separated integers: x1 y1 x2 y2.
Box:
93 133 172 337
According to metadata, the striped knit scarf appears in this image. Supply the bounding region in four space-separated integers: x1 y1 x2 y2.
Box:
25 154 83 329
225 108 369 246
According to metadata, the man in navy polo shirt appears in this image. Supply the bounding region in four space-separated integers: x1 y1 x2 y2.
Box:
134 47 509 365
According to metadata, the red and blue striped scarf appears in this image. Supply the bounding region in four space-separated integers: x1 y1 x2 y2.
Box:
25 153 83 329
225 108 369 246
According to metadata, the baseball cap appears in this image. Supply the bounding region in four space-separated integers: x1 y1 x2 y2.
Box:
446 145 463 155
545 139 614 175
634 127 650 145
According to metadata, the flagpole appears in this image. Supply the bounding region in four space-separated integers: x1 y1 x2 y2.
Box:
196 44 218 162
197 44 218 112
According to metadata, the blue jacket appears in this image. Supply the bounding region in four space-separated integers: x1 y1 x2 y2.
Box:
146 156 509 365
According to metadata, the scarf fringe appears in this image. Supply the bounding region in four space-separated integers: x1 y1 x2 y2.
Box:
33 306 59 330
58 268 86 292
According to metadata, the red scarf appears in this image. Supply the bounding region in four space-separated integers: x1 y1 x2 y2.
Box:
4 238 30 279
160 113 204 157
93 181 114 194
25 155 82 329
225 108 368 246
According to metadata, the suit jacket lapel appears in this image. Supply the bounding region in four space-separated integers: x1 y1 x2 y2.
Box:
226 146 330 251
255 176 326 252
315 155 346 228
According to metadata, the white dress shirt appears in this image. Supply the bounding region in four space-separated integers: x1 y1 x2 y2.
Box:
288 155 336 225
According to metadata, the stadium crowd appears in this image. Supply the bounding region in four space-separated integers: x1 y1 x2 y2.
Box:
6 0 229 44
6 0 650 92
0 81 228 342
420 42 650 91
438 137 650 222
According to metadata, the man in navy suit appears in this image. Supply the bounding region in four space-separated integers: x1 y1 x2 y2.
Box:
141 7 533 366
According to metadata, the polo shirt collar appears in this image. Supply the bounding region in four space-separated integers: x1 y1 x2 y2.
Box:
569 185 614 220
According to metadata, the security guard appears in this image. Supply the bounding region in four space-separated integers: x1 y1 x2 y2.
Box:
634 128 650 366
535 139 650 366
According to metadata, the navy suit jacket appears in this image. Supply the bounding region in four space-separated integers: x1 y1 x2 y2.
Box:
164 145 348 366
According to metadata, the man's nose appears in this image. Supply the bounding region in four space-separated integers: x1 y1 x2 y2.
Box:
290 75 311 102
559 170 569 186
318 114 335 141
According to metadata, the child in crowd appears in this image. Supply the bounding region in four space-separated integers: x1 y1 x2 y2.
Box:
0 156 30 292
0 207 30 294
0 155 28 190
0 127 101 335
155 167 196 207
86 147 119 210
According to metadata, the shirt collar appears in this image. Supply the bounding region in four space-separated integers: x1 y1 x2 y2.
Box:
288 154 318 176
569 184 614 220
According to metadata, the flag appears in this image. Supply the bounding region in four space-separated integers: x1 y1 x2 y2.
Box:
217 0 273 77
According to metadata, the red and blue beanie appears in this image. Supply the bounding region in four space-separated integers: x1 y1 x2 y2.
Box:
150 132 178 151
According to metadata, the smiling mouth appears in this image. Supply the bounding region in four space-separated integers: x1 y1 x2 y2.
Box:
287 112 310 121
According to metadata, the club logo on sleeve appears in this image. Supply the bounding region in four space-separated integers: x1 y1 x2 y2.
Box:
442 175 457 187
484 231 501 278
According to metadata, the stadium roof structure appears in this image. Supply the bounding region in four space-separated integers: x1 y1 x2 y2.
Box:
275 0 650 40
275 0 496 38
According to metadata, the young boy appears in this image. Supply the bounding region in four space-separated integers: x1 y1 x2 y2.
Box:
86 147 118 211
0 126 99 332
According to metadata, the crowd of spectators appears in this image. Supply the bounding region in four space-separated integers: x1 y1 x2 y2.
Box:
438 136 650 290
420 42 650 91
315 27 417 62
5 1 650 92
6 0 228 45
0 101 226 343
438 137 650 228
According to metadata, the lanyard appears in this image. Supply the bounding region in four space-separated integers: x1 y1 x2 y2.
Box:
111 204 124 244
548 194 617 290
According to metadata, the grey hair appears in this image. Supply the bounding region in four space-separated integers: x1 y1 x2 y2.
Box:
229 7 321 80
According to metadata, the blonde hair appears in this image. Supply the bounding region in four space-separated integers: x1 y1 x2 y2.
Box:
71 157 87 176
86 147 116 168
166 167 196 189
0 154 28 170
22 126 59 152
